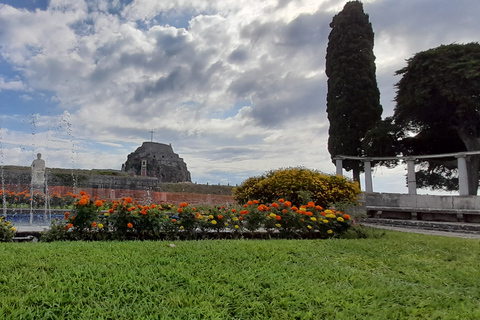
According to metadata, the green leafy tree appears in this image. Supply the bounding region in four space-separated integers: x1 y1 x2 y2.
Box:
393 43 480 195
326 1 382 184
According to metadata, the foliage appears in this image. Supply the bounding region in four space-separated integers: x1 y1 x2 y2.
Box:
326 1 382 182
366 43 480 194
0 216 16 242
1 234 480 319
233 167 361 207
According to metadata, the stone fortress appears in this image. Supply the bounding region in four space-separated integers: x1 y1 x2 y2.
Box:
122 142 191 183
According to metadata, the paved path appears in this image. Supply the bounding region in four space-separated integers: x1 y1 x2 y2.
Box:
363 223 480 239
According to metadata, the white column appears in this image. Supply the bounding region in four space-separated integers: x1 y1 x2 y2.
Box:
406 158 416 195
364 159 373 193
335 158 343 176
456 154 468 196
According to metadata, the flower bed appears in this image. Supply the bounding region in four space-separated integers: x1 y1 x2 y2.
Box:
39 191 353 241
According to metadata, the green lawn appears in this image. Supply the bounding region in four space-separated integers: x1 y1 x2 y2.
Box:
0 230 479 319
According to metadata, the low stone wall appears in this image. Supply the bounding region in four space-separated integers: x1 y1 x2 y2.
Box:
363 193 480 223
2 184 235 206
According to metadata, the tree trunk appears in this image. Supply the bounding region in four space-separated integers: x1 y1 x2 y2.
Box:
352 165 361 190
466 155 480 195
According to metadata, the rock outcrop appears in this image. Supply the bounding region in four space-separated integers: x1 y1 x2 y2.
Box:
122 142 191 183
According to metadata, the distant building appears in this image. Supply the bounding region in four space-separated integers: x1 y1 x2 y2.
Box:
122 142 191 183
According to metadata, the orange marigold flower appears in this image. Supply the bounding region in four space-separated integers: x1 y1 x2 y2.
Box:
315 205 323 210
257 204 268 211
271 203 279 208
275 215 281 221
247 201 253 206
179 202 188 208
78 198 88 206
253 200 259 204
343 214 351 220
92 222 97 228
95 200 103 207
141 209 148 215
64 212 70 219
80 191 86 196
292 206 298 211
282 209 288 214
238 216 243 221
192 207 196 211
284 201 292 207
127 222 133 228
321 212 326 216
127 207 134 211
150 204 156 209
306 212 313 217
172 219 177 223
231 209 237 213
67 223 74 229
278 199 285 203
125 197 133 204
307 201 315 207
218 214 223 219
108 208 114 213
177 208 183 213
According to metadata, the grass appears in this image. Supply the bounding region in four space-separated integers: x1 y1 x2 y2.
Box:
0 230 479 319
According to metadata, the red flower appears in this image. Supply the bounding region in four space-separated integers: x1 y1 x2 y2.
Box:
92 222 97 228
218 214 223 219
127 223 133 228
231 209 237 213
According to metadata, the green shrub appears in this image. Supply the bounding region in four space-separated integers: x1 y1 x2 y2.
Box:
233 167 361 207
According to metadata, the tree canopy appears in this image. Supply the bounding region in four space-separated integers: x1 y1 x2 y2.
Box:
365 43 480 194
326 1 382 183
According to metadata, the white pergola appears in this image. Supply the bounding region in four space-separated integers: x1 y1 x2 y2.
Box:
334 151 480 196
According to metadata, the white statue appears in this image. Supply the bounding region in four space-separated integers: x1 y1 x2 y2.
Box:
31 153 46 185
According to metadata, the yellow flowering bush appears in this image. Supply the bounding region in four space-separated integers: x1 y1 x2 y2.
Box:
233 167 361 207
0 216 16 242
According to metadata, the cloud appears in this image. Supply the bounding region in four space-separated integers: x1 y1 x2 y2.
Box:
0 77 26 91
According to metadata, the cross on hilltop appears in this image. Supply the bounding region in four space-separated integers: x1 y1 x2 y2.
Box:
149 129 155 142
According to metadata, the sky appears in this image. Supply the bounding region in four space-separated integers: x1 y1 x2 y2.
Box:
0 0 479 193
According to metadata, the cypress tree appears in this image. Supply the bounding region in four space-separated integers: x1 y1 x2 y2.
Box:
325 1 382 184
